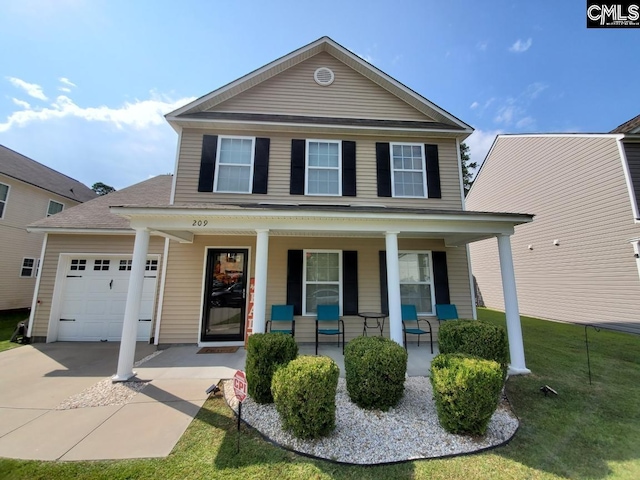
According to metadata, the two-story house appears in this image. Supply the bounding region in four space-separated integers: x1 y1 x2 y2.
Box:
27 37 533 380
0 145 95 311
468 115 640 334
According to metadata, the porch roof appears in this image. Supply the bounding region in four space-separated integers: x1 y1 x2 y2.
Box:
109 202 534 247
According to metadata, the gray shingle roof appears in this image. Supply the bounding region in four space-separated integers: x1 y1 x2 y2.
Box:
0 144 97 202
611 114 640 133
29 175 172 230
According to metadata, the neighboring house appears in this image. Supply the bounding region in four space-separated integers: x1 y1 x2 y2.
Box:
467 115 640 334
28 37 533 380
0 145 96 311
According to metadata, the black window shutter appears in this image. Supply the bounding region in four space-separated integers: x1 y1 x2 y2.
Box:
425 144 441 199
343 250 358 315
342 141 357 197
252 138 270 194
376 143 392 197
286 250 303 315
379 251 389 315
198 135 218 192
432 251 450 304
290 140 306 195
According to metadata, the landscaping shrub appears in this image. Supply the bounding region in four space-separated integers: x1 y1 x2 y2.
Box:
344 335 408 411
430 353 503 435
438 320 509 376
271 355 339 439
245 332 298 404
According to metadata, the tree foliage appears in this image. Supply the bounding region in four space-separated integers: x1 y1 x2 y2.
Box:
460 142 477 196
91 182 116 196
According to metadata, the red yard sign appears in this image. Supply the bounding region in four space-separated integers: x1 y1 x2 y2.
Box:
233 370 247 402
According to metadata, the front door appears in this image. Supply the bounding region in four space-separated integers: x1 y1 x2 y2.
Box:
201 249 248 342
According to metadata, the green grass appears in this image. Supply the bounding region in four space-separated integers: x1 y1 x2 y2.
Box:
0 309 29 352
1 308 639 479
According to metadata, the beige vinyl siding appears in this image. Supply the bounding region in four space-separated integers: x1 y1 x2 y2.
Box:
467 136 640 329
173 129 463 210
32 234 166 339
211 52 434 122
0 175 81 310
159 235 472 345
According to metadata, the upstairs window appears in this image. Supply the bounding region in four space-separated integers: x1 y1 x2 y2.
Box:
306 140 341 195
20 258 35 277
390 143 427 198
214 136 255 193
47 200 64 217
0 182 9 218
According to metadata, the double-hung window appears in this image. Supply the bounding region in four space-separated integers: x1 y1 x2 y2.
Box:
0 182 9 218
214 136 255 193
391 143 427 197
398 251 435 314
47 200 64 217
303 250 342 315
306 140 341 195
20 258 35 277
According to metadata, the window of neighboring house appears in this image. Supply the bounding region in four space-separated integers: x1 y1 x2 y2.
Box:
303 250 342 315
390 143 427 198
306 140 341 195
47 200 64 217
214 136 255 193
20 258 35 277
398 251 435 314
0 182 9 219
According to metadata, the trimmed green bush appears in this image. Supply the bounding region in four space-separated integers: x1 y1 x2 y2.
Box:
344 335 408 411
245 333 298 404
438 320 509 376
430 353 504 435
271 355 339 439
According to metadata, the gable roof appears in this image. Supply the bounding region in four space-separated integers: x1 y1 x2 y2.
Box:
28 175 172 232
166 36 472 134
0 144 96 203
611 114 640 134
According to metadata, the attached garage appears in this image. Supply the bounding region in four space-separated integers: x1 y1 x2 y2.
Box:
55 255 159 342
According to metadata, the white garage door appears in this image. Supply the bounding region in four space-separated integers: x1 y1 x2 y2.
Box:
58 257 158 342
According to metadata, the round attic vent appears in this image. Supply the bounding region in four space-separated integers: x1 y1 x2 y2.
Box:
314 67 335 86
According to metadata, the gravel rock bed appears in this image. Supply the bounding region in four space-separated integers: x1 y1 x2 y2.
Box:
224 377 518 465
55 350 164 410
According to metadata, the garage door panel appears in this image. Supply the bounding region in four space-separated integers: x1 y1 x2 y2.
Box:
109 299 127 316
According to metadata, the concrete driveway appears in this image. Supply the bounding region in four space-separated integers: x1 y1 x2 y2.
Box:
0 342 246 461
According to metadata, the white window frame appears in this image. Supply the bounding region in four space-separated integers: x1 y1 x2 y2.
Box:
302 249 343 316
398 250 436 315
20 257 35 278
0 182 10 219
305 139 342 196
47 199 64 217
213 135 256 194
390 142 428 198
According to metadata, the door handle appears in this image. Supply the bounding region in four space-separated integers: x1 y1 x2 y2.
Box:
109 280 113 290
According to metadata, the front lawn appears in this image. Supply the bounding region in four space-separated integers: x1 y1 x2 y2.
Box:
0 308 638 479
0 309 29 353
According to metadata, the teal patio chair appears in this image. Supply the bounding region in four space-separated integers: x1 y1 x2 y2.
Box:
315 304 344 355
266 305 295 337
435 304 459 324
402 304 433 353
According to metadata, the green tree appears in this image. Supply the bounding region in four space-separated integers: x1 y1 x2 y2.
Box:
91 182 116 196
460 142 477 196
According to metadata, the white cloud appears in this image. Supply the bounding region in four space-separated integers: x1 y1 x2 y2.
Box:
59 87 71 93
465 128 504 169
0 92 195 133
59 77 76 88
12 98 31 109
516 116 535 129
509 38 532 53
476 41 488 52
6 77 48 100
470 101 480 110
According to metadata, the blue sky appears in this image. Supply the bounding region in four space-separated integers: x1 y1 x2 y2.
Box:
1 0 638 190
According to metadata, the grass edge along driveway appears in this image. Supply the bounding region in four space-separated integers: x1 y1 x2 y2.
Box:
0 308 638 479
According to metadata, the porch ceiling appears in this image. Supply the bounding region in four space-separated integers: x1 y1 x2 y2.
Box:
112 204 533 247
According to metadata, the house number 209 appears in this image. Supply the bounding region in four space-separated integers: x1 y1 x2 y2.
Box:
192 220 208 227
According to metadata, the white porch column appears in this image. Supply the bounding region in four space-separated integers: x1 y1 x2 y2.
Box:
113 228 150 382
497 234 530 375
252 229 269 334
385 232 403 346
